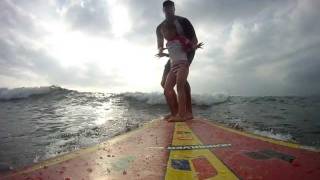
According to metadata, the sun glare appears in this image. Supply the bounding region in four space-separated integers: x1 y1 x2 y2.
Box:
34 0 163 92
108 1 132 37
39 18 160 92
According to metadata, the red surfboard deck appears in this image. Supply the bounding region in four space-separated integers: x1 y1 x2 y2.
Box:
1 118 319 180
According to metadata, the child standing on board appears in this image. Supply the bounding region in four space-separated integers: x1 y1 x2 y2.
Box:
157 22 203 122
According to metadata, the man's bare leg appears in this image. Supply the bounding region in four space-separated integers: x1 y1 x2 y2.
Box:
185 81 193 120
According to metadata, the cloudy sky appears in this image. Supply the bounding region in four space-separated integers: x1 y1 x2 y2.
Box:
1 0 319 96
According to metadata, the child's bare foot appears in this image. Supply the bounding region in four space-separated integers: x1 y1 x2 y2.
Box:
168 115 186 122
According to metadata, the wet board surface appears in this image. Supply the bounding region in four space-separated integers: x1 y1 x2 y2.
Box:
1 118 320 180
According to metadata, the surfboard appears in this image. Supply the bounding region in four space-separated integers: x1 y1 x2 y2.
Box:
1 118 320 180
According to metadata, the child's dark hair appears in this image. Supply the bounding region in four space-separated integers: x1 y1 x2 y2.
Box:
163 0 174 8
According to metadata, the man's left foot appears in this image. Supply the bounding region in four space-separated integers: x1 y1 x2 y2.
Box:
163 114 172 120
185 113 194 120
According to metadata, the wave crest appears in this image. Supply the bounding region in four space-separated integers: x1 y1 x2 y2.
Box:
120 92 230 106
0 85 65 100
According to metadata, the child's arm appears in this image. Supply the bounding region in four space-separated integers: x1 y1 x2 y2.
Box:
155 52 169 58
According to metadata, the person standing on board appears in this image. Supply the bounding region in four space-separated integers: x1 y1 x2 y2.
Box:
156 0 199 121
157 22 203 122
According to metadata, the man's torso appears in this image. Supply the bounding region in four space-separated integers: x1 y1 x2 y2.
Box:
157 16 196 69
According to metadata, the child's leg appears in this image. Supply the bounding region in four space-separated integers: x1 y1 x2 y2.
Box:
164 71 178 117
176 65 189 118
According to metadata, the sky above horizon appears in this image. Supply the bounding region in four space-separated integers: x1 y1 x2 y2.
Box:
0 0 319 96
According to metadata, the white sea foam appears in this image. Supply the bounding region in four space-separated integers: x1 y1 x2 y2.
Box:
121 92 230 106
33 154 40 163
0 86 60 100
192 93 230 106
251 129 293 141
121 92 166 105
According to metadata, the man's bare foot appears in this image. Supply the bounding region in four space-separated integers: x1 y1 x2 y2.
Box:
185 112 194 120
168 115 186 122
163 114 171 120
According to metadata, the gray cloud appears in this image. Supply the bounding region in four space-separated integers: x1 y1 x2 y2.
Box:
284 43 320 95
178 0 293 26
0 37 123 88
121 0 163 46
181 0 320 96
62 0 111 35
10 0 112 35
1 0 319 95
0 0 122 89
0 0 44 38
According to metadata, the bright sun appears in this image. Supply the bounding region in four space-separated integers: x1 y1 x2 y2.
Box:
108 0 132 37
38 6 162 93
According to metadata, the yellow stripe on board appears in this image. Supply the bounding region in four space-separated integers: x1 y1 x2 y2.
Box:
165 122 238 180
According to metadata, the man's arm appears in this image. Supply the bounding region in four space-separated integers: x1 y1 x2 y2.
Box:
156 24 164 52
182 18 198 45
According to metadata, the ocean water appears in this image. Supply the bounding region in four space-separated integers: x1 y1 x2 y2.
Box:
0 86 319 170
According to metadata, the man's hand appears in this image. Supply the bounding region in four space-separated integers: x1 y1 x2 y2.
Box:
195 42 204 50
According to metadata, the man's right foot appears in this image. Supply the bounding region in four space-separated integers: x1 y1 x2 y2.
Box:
168 115 187 122
163 114 172 120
